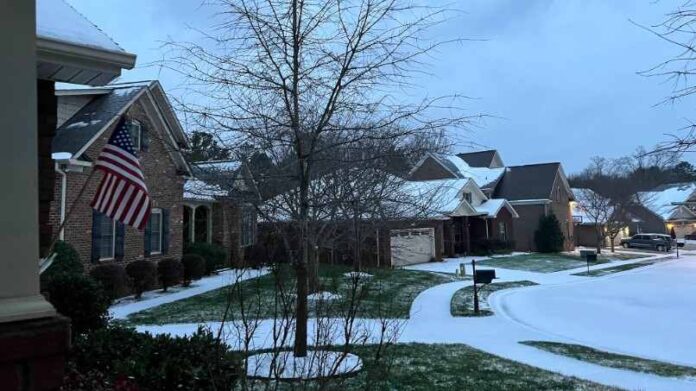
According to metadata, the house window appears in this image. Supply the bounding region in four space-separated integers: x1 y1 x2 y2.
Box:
99 216 116 260
498 222 507 241
241 207 256 247
462 192 472 204
148 209 163 254
127 120 142 150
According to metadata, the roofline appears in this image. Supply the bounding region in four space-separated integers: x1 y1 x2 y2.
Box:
508 199 552 205
37 36 136 71
506 162 561 169
55 88 113 96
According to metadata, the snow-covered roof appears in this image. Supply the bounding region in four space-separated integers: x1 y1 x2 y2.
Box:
474 199 519 218
400 178 470 217
194 160 242 172
639 183 696 221
571 188 611 225
433 154 505 188
37 0 124 53
184 179 228 202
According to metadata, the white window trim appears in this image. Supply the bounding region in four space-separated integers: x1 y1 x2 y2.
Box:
99 218 117 261
150 208 163 255
128 119 142 150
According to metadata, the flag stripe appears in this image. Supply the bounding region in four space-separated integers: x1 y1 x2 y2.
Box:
90 118 151 232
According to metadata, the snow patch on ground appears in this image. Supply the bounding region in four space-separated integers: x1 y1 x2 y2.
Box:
109 268 268 319
343 272 374 279
307 291 342 301
246 350 362 380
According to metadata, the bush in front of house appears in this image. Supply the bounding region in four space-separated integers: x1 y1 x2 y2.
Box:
181 254 206 287
158 258 183 291
126 260 157 299
184 242 228 274
45 273 110 336
61 325 240 391
534 214 565 253
89 263 130 301
40 240 84 290
471 239 515 256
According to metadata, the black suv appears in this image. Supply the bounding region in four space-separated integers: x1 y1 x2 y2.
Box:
620 234 672 252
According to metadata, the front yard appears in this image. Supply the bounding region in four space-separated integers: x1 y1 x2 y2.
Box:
125 265 460 325
450 281 538 317
477 253 607 273
251 344 619 391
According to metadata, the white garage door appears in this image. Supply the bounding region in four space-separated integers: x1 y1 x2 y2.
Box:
390 228 435 267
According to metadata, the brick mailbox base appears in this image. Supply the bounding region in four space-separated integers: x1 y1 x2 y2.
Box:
0 316 70 391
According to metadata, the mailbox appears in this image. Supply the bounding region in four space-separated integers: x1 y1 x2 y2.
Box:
580 250 596 259
474 269 496 284
585 253 597 262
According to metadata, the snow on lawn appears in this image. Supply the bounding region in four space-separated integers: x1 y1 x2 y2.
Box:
109 268 268 319
491 258 696 368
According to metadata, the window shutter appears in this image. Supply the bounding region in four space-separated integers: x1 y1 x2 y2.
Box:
141 125 150 152
162 209 170 254
144 216 152 257
91 211 102 263
115 221 125 260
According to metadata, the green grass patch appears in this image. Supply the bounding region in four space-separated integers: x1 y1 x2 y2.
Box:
521 341 696 379
596 252 651 261
450 281 538 317
572 260 659 277
248 344 620 390
478 253 608 273
125 265 460 325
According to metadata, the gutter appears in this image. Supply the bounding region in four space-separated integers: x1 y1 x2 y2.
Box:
509 199 552 206
37 36 137 70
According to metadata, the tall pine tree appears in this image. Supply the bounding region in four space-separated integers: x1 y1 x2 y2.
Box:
534 214 565 253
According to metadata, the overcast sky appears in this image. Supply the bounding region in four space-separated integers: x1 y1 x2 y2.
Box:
68 0 694 173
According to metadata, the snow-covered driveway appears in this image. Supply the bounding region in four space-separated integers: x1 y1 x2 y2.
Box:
492 257 696 367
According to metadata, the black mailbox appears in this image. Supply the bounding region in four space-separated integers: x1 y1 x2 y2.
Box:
474 269 496 284
580 250 596 259
585 253 597 262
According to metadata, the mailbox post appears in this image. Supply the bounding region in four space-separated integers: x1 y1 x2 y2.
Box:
472 260 496 315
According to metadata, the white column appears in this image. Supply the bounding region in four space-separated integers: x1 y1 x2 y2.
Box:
0 0 56 322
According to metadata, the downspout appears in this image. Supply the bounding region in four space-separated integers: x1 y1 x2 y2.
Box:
55 163 67 240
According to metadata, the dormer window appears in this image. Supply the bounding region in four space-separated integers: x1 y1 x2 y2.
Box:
463 192 472 204
127 119 142 150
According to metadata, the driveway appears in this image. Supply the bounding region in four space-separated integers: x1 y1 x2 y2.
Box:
491 258 696 367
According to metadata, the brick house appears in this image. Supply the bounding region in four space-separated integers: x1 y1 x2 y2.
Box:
637 182 696 238
183 160 259 266
409 151 576 253
49 81 191 267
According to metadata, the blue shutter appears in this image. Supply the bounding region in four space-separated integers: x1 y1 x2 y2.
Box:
144 216 152 257
91 211 102 263
114 221 125 260
162 209 170 254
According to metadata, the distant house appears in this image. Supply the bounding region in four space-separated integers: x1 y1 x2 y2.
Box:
183 160 259 265
49 81 191 267
571 188 630 248
638 182 696 238
409 151 575 252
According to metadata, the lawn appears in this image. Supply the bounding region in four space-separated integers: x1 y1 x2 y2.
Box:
126 265 460 325
450 281 538 317
571 260 661 277
477 253 608 273
522 341 696 379
247 344 620 390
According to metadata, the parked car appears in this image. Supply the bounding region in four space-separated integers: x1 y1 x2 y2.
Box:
620 234 672 251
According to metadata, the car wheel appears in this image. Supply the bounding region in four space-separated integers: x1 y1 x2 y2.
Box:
656 245 665 252
622 243 629 248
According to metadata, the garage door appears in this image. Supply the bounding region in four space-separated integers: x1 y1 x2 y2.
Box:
390 228 435 267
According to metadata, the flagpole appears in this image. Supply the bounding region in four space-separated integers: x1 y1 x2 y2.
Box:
44 169 98 258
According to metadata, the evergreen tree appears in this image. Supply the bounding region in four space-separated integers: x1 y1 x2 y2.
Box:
184 131 231 163
534 214 565 253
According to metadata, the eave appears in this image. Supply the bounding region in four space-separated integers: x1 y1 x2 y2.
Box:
37 36 136 86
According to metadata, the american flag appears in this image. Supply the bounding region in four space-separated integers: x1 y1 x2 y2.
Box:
90 118 151 230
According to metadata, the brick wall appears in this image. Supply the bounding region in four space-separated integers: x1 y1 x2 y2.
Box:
48 97 184 269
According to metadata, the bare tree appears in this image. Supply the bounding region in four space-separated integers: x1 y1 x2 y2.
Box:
164 0 472 357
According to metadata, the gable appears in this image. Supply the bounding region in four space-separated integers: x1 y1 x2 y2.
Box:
457 150 504 168
409 156 458 180
494 163 565 201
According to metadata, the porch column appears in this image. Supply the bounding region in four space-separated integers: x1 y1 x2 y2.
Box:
0 0 55 323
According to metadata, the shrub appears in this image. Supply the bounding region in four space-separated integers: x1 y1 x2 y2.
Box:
184 242 228 275
62 325 239 391
181 254 205 287
157 258 183 291
126 260 157 299
534 214 565 253
471 239 515 256
45 273 110 335
40 240 84 290
89 264 129 301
